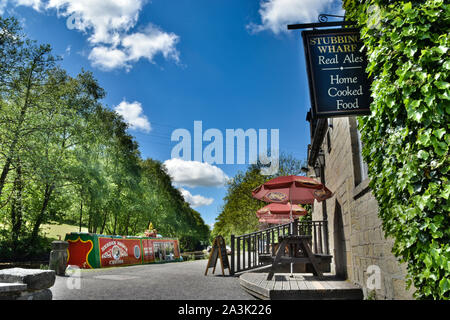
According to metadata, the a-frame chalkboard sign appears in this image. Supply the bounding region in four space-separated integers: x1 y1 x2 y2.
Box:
204 235 230 276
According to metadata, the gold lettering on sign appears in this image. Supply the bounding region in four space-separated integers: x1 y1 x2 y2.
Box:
310 34 359 54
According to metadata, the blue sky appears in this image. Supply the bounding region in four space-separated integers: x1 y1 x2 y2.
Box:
1 0 343 227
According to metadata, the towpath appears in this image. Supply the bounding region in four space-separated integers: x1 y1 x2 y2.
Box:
51 259 255 300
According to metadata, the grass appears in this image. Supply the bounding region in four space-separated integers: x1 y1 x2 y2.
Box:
40 222 88 241
0 221 87 241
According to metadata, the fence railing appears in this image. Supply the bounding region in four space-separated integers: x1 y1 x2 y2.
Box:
229 219 328 275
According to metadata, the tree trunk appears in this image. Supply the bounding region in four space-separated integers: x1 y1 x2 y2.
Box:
0 157 13 200
79 198 83 232
113 213 117 235
11 162 23 251
132 219 138 236
0 59 36 198
100 211 108 234
124 212 131 236
30 183 53 243
92 212 99 234
88 209 92 233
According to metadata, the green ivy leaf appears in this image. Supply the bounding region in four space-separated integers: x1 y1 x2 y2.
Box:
442 184 450 200
433 128 446 140
435 81 450 90
411 100 421 108
444 60 450 70
439 278 450 294
418 150 429 160
424 95 435 106
403 2 412 12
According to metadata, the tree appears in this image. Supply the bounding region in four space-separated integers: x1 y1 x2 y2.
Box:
0 16 211 260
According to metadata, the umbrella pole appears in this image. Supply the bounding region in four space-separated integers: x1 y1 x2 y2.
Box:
289 199 294 278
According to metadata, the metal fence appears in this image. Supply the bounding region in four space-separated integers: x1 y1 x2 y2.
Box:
229 219 328 275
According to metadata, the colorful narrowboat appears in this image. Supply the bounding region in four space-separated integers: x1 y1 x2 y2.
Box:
65 232 181 269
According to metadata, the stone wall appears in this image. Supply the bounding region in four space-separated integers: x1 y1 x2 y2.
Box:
310 117 415 300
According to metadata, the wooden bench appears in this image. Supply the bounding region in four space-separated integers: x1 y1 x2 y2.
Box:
266 235 330 280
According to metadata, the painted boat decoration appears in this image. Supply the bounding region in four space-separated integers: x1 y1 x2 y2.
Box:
65 232 181 269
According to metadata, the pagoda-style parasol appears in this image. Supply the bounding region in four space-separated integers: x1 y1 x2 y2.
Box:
252 175 333 221
252 175 333 277
256 203 307 224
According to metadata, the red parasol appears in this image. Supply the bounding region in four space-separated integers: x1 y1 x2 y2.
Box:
252 175 333 222
252 175 332 205
256 203 307 224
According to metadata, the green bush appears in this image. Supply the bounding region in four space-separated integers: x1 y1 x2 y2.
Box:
343 0 449 299
0 236 52 262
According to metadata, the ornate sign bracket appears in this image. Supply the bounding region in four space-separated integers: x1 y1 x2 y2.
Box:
318 14 345 23
287 13 355 30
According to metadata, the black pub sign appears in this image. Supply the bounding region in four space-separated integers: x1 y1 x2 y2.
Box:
302 28 372 118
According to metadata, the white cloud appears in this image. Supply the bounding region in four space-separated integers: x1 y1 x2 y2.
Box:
114 100 151 132
163 158 229 188
89 46 129 71
0 0 8 14
46 0 143 44
1 0 42 14
89 25 180 71
179 188 214 208
5 0 180 71
248 0 343 34
122 24 179 63
16 0 42 11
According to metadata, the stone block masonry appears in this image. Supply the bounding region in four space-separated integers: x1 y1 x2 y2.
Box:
0 268 55 300
310 116 415 300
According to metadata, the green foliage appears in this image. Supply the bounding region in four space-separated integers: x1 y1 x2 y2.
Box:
0 16 210 260
343 0 449 299
366 290 377 300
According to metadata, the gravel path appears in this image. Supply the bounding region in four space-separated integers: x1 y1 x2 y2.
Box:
51 259 256 300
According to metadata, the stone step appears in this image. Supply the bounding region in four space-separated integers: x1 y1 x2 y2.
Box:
0 268 55 290
0 283 27 293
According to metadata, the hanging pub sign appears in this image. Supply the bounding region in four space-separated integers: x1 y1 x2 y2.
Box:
302 28 372 118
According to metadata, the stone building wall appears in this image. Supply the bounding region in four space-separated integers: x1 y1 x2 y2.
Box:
309 116 415 300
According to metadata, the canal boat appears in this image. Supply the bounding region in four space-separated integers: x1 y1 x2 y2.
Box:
65 232 181 269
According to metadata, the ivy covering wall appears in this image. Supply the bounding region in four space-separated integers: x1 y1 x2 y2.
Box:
342 0 449 299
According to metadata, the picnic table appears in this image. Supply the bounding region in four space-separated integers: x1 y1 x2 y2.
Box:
266 234 323 280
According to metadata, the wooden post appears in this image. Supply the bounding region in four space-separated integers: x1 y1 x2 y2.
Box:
253 234 256 266
293 219 299 236
230 234 235 275
313 223 318 254
267 238 288 281
237 236 241 272
242 236 246 270
318 222 323 254
324 220 330 254
247 236 251 270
